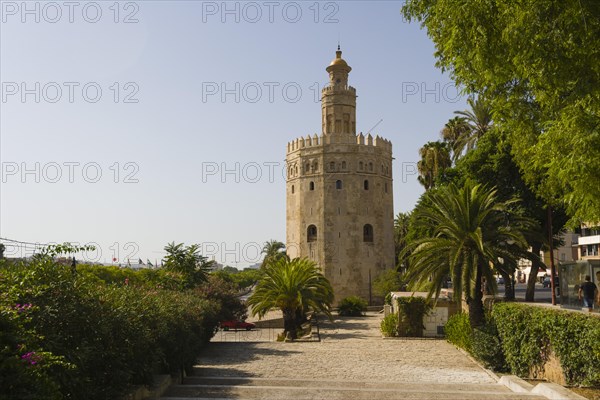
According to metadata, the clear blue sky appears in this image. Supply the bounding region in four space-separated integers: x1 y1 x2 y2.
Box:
0 1 468 267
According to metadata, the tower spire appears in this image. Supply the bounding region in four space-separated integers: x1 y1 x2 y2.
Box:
322 48 356 135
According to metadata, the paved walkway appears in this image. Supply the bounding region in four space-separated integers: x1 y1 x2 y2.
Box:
161 312 548 399
202 313 494 384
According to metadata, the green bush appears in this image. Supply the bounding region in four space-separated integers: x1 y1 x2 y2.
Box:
380 314 399 337
472 322 507 372
396 297 431 337
0 256 244 399
445 312 506 371
445 312 472 353
337 296 368 316
493 303 600 386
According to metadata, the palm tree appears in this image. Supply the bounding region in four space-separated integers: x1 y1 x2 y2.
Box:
417 141 452 190
452 96 493 157
440 116 471 163
394 212 411 272
260 240 286 269
404 182 531 328
247 257 333 339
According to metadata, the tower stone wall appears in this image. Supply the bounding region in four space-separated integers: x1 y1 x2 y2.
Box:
285 48 395 304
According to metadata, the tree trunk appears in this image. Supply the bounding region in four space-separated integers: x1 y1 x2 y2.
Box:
500 269 515 300
468 262 485 328
525 243 543 302
283 309 298 340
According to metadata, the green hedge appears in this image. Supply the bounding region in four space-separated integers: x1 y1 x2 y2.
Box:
0 258 243 399
445 312 473 353
493 303 600 386
396 297 431 337
444 311 507 370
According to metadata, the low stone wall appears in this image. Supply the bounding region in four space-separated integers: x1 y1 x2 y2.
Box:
389 292 460 338
424 300 461 337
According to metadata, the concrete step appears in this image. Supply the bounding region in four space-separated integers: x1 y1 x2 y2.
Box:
160 376 547 400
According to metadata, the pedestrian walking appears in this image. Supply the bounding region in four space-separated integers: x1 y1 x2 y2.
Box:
578 275 598 312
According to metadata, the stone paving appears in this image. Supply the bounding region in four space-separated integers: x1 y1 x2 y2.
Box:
161 312 552 399
196 312 495 384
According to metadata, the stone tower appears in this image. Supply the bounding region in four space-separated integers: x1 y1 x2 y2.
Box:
285 47 395 304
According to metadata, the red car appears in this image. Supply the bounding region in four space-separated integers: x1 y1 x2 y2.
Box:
220 320 255 331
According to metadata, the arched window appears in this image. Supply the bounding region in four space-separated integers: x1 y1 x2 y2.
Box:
363 224 374 242
295 166 298 174
359 162 363 170
307 225 318 242
306 163 310 173
364 180 369 190
369 162 373 172
329 161 335 171
342 161 346 169
309 181 315 191
336 180 342 189
313 161 318 172
291 185 295 194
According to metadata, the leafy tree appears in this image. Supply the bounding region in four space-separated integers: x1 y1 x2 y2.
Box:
402 0 600 224
417 141 452 190
222 266 239 274
247 257 333 339
260 240 286 269
163 242 212 288
404 181 532 328
450 128 568 301
232 268 263 289
373 269 405 297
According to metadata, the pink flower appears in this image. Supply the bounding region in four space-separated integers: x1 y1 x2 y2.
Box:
21 351 41 366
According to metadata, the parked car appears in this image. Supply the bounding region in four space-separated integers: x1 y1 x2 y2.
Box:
542 276 559 289
220 320 256 331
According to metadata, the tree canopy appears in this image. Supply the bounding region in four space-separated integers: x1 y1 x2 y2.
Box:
402 0 600 224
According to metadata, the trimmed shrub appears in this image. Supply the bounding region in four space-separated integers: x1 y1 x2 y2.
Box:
396 297 431 337
338 296 368 316
380 314 399 337
472 322 507 371
445 312 472 353
493 303 600 386
444 312 506 371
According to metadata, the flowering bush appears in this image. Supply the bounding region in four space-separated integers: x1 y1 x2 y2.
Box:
0 276 70 400
0 254 244 400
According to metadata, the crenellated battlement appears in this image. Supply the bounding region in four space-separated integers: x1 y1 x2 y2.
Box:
321 85 356 95
286 132 392 154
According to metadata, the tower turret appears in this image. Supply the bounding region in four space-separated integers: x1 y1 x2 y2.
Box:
321 46 357 135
